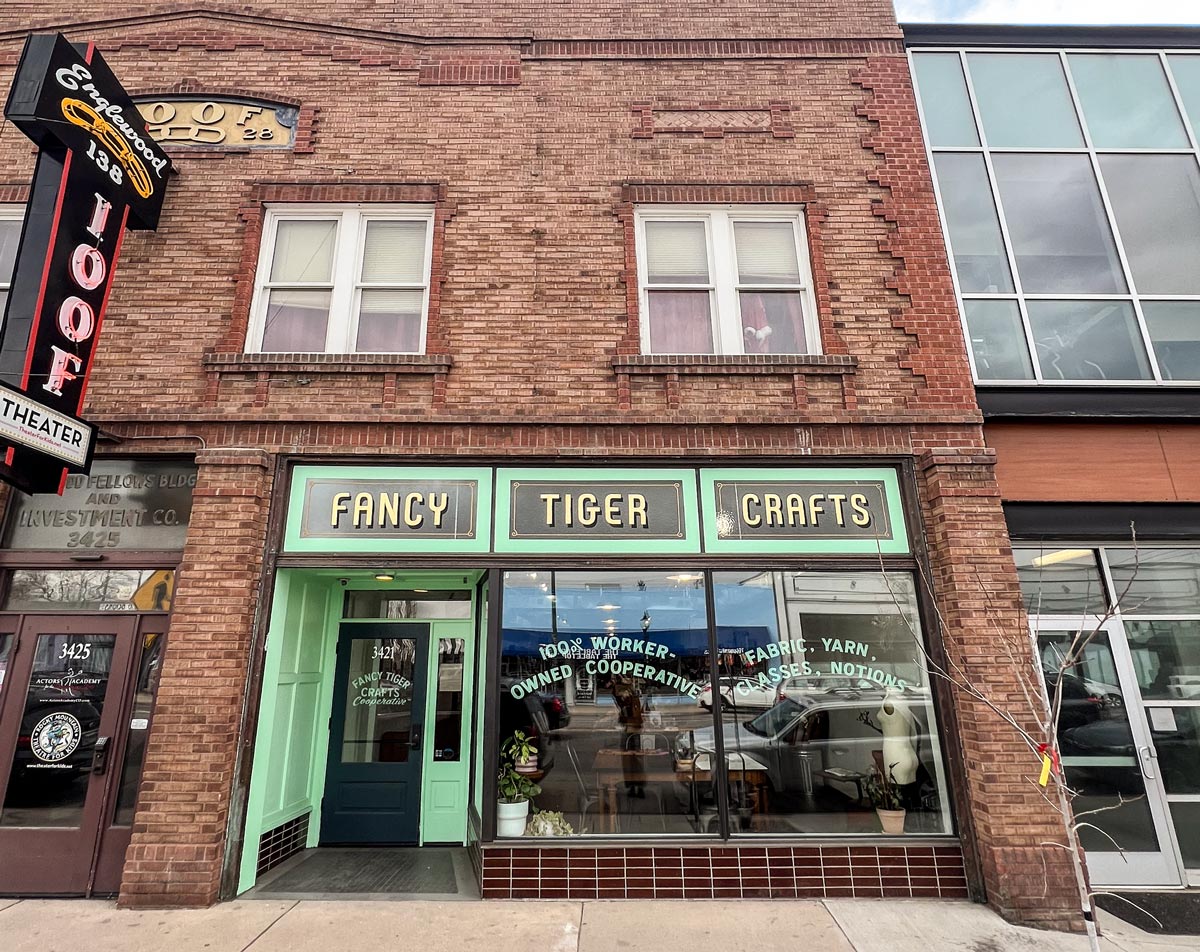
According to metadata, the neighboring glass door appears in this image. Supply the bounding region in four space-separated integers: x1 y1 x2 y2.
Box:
0 614 140 894
321 622 429 844
1035 618 1183 887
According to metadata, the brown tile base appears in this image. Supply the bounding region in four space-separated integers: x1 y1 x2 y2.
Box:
480 842 969 900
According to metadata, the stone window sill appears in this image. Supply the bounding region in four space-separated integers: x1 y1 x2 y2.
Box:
203 352 453 374
611 353 857 409
201 352 453 408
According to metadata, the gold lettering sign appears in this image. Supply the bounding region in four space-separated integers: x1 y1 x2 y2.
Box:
135 99 296 147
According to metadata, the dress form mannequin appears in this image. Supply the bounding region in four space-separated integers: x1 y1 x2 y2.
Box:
877 698 918 785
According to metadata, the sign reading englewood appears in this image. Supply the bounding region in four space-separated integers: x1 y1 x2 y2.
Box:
0 34 173 495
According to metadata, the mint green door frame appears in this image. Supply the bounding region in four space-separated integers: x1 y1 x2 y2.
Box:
238 570 478 894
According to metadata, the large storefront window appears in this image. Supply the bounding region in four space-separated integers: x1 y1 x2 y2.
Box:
495 569 952 838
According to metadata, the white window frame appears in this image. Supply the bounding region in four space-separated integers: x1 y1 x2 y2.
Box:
634 205 821 356
0 205 23 292
247 203 435 354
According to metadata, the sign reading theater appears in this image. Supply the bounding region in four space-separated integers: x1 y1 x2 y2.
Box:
0 34 172 495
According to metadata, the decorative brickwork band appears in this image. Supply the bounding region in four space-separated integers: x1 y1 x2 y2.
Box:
631 102 793 138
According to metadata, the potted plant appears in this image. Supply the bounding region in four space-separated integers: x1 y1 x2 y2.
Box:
497 764 541 837
503 730 539 774
865 764 906 835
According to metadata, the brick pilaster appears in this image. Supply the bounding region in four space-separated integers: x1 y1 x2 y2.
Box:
917 448 1083 931
118 449 274 907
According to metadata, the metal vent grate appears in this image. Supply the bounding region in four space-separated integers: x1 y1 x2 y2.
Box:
257 813 309 877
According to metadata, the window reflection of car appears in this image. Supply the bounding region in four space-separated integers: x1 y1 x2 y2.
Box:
682 692 939 805
698 677 778 711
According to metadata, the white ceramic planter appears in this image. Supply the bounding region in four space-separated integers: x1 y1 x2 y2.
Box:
876 808 907 835
497 798 530 837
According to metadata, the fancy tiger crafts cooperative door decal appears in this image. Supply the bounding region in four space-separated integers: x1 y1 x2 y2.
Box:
0 34 173 495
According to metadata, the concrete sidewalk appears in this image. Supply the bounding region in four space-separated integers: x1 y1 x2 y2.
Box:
0 897 1195 952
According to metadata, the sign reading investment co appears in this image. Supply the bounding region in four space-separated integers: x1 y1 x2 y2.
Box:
0 34 172 494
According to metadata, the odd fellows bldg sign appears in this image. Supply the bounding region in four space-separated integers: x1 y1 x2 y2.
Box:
0 34 172 494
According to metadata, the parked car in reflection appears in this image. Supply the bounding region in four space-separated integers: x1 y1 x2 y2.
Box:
498 679 557 774
682 690 941 808
698 677 779 711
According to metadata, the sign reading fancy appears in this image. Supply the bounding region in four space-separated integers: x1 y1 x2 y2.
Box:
0 34 172 494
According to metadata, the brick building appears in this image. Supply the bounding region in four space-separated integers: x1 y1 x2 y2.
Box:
907 24 1200 893
0 0 1077 928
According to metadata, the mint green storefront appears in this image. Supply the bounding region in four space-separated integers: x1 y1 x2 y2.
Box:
233 461 969 899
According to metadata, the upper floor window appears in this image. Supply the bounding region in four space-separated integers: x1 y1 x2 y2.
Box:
635 207 820 355
0 207 22 319
248 205 433 353
912 49 1200 385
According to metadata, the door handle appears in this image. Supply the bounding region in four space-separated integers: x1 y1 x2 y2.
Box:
410 725 422 751
92 737 111 775
1138 744 1158 780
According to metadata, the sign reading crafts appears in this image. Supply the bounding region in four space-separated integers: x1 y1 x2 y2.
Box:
0 34 172 494
284 465 908 555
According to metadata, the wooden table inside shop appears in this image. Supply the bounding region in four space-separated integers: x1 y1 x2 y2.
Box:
590 748 771 833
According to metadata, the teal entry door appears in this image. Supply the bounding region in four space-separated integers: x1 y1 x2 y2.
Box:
321 623 429 844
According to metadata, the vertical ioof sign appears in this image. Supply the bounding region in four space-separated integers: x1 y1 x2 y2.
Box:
0 34 172 494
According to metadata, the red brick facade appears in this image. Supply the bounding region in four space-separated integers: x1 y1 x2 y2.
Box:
0 0 1079 927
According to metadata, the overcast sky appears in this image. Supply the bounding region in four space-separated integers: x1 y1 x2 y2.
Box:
895 0 1200 24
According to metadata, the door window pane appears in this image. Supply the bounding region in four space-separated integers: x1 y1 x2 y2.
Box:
1 634 116 828
433 639 465 762
1027 300 1151 382
113 631 166 825
1168 55 1200 133
1168 802 1200 867
498 570 715 837
932 153 1014 294
1014 547 1107 616
646 291 714 354
963 300 1033 380
355 289 423 352
912 53 979 148
1143 302 1200 381
1069 54 1189 149
1146 705 1200 795
1038 631 1160 854
1125 621 1200 702
1109 548 1200 615
645 221 709 284
1100 154 1200 295
712 571 951 836
968 53 1084 148
360 221 426 284
270 220 336 283
737 292 806 354
992 154 1126 294
261 289 331 352
341 638 417 763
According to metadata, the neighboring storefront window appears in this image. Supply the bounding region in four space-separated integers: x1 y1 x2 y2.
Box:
495 568 951 837
3 569 175 612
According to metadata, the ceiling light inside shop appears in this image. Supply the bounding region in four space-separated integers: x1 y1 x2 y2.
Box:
1031 549 1094 567
596 604 619 611
666 573 703 583
374 572 395 581
413 588 429 593
603 618 617 625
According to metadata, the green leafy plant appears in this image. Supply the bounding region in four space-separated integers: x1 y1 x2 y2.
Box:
497 763 542 804
865 764 904 811
525 810 574 836
501 730 538 765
